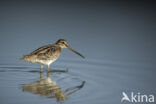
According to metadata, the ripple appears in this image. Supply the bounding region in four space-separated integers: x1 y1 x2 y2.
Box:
0 57 155 104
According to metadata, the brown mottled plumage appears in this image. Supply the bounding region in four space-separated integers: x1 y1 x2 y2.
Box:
20 39 85 72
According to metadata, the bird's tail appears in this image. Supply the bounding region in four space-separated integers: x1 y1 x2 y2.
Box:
20 55 36 63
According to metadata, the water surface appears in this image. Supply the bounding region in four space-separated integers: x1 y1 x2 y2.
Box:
0 0 156 104
0 57 156 104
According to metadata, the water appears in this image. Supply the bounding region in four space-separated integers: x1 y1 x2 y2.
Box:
0 1 156 104
0 57 156 104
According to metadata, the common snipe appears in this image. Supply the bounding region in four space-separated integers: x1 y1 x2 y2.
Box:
20 39 85 72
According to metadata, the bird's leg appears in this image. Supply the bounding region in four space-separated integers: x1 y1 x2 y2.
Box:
47 72 50 77
40 72 43 79
47 65 50 72
40 64 43 73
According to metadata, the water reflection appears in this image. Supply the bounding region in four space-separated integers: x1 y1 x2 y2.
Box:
22 72 85 102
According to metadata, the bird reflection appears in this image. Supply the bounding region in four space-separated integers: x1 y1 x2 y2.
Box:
22 72 85 102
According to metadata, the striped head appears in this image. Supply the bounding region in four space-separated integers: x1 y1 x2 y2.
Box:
56 39 68 48
56 39 85 59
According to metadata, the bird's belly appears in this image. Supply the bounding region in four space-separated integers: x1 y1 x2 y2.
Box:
38 59 57 65
36 52 61 65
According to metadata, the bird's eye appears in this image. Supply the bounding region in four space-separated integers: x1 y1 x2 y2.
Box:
62 42 65 44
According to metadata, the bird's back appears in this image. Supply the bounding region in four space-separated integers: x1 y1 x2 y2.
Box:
21 44 62 64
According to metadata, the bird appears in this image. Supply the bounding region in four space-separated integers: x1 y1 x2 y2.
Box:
20 39 85 73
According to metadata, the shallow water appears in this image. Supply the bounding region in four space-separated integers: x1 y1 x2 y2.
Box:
0 1 156 104
0 57 156 104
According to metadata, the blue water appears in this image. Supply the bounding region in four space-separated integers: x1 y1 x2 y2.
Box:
0 56 156 104
0 1 156 104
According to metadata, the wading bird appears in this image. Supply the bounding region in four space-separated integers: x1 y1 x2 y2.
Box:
20 39 85 72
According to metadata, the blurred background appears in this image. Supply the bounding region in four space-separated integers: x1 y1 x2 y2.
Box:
0 0 155 61
0 0 156 104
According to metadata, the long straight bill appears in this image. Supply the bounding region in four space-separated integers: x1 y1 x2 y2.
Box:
68 46 85 59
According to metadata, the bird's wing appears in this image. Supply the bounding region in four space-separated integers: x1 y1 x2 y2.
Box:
30 44 52 55
36 45 61 59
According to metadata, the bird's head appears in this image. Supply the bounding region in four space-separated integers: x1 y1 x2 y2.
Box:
56 39 85 59
56 39 68 48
